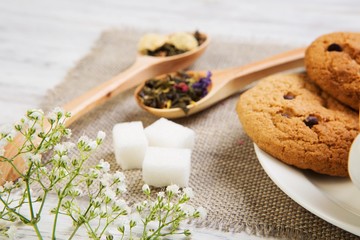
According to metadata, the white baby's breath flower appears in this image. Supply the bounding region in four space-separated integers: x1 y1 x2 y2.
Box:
157 191 165 198
39 166 48 175
113 171 125 182
59 168 68 178
71 187 83 197
52 107 64 118
134 202 144 212
142 184 150 195
180 204 195 216
23 153 41 166
117 183 127 194
53 154 60 161
97 131 106 141
78 135 90 145
52 131 61 139
116 216 129 230
129 212 142 226
105 229 115 239
114 198 128 209
28 109 44 120
196 206 207 220
30 154 42 165
2 128 16 142
46 111 57 123
64 128 72 138
54 143 67 154
104 187 116 201
166 184 180 195
3 181 14 190
97 159 110 172
149 200 158 209
52 168 68 181
183 187 194 199
100 173 112 187
101 204 113 215
92 197 103 206
34 121 42 131
88 168 100 179
16 178 25 188
60 155 70 163
88 141 98 150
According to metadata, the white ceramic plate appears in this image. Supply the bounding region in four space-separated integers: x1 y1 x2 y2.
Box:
254 144 360 236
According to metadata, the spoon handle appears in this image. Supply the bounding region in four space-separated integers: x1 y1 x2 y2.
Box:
62 56 158 126
216 47 305 94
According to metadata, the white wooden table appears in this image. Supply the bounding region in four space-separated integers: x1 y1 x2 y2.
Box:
0 0 359 239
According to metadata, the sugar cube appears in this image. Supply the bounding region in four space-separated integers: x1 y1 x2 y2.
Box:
144 118 195 149
112 121 148 170
142 147 191 187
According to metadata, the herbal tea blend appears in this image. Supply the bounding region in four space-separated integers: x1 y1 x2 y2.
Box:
137 71 212 113
138 31 206 57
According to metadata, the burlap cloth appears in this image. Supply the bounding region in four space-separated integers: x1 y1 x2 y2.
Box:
40 29 359 240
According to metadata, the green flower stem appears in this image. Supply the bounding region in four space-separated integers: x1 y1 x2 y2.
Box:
84 222 97 239
24 168 43 239
0 196 29 223
32 222 43 240
98 212 125 239
25 164 36 220
66 187 100 239
36 191 48 217
51 195 63 239
68 223 82 240
141 201 161 239
147 214 184 239
52 154 86 239
52 180 76 238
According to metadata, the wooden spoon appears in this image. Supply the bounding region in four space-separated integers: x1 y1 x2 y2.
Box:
348 109 360 189
63 34 210 126
0 33 210 184
134 47 305 119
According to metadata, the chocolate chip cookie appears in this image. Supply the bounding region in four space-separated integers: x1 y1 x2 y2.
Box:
237 73 358 177
305 32 360 110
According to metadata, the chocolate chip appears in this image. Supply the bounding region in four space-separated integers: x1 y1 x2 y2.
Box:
327 43 342 52
283 92 296 100
304 116 319 128
281 113 291 118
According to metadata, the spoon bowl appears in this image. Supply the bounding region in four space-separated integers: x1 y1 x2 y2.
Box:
135 47 305 119
0 32 210 184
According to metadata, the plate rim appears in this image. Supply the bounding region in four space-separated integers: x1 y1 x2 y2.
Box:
254 144 360 236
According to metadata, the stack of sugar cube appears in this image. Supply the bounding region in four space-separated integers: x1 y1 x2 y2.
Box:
112 118 195 187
